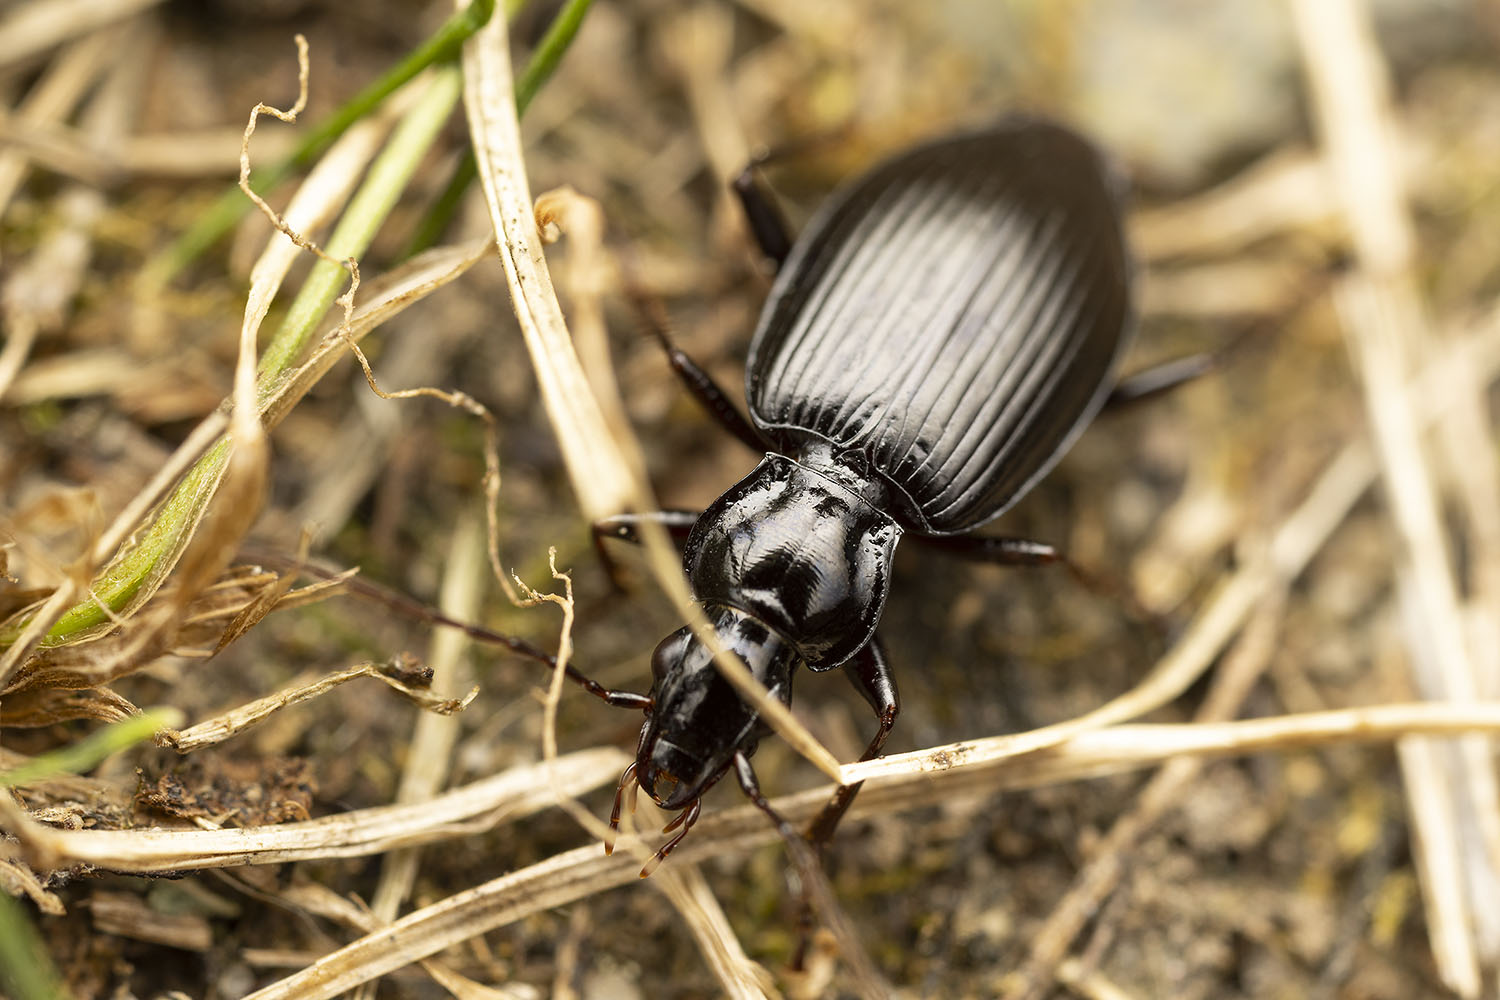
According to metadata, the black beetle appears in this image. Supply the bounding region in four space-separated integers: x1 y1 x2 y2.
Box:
590 116 1136 875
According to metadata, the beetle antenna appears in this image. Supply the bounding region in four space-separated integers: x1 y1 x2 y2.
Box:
244 549 655 712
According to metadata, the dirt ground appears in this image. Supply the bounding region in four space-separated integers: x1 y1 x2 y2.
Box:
3 1 1500 998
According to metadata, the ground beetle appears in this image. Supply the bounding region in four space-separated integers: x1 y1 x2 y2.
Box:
584 116 1142 876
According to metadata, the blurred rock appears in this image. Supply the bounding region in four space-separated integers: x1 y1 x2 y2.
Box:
937 0 1480 187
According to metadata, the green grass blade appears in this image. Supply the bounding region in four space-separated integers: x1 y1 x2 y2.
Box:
404 0 597 256
257 65 464 380
0 893 69 1000
0 709 183 788
142 0 503 286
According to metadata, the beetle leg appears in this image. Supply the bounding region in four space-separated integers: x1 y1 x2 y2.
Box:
1105 352 1220 410
638 798 701 878
921 535 1167 636
1107 261 1342 411
592 510 701 588
732 750 799 840
731 163 793 270
920 534 1062 567
645 321 768 453
592 510 700 548
805 641 900 849
604 762 639 856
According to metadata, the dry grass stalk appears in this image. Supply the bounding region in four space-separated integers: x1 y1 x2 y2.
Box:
360 510 487 997
235 828 770 1000
653 867 782 1000
0 856 61 915
224 694 1500 999
18 745 625 873
1005 593 1289 1000
0 22 128 406
0 117 300 184
0 28 115 222
456 13 864 993
158 655 474 754
281 881 530 1000
458 3 636 524
0 0 162 72
532 186 632 451
1054 957 1139 1000
1289 0 1500 993
88 888 213 951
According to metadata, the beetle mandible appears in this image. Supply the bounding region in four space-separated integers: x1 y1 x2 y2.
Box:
591 116 1136 875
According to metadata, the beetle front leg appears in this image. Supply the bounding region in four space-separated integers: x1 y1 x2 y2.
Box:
805 640 900 849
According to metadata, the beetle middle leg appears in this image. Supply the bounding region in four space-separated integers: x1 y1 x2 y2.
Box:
921 535 1164 634
592 509 701 586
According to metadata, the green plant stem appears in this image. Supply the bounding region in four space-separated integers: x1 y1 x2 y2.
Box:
514 0 596 112
404 0 597 256
258 66 464 381
0 709 183 788
144 0 504 286
30 439 229 643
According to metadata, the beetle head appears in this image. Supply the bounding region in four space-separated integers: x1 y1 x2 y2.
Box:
635 604 796 809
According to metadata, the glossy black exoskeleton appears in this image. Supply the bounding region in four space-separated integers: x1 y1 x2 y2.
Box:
594 116 1136 875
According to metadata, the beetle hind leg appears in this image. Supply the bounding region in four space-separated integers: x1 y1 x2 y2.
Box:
1105 352 1220 409
731 162 793 270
